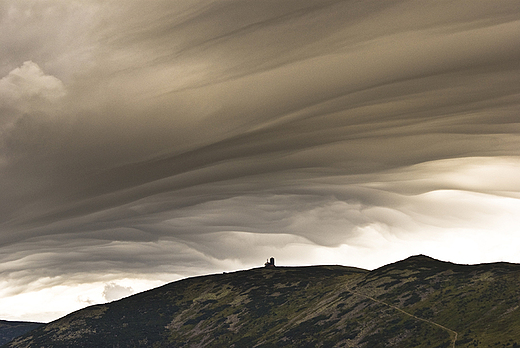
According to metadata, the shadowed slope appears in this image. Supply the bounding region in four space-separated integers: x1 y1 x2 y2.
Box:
0 321 42 346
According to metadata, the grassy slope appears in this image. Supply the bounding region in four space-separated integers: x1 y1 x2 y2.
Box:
4 256 520 347
355 255 520 347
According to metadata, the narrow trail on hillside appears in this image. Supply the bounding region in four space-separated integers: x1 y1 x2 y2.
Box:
346 288 458 348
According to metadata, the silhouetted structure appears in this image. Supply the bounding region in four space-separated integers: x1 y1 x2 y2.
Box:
264 257 275 268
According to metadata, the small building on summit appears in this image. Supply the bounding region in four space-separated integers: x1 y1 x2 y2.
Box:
264 257 275 268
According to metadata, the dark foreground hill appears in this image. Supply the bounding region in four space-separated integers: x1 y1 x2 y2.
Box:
0 321 42 346
4 255 520 347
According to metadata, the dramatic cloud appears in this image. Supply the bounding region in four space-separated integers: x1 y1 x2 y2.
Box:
0 0 519 321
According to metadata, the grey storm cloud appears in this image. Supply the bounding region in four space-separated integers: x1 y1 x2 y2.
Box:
1 0 520 320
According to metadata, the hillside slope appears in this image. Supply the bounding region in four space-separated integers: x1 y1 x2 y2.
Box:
0 322 42 347
4 255 520 347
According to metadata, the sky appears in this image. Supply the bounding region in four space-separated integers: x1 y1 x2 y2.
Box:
0 0 519 323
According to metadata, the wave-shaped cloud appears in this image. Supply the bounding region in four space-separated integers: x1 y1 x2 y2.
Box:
0 0 519 321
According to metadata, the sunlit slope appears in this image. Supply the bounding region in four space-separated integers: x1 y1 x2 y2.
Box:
5 256 520 347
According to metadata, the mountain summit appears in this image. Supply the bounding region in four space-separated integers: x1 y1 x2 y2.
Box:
4 256 520 347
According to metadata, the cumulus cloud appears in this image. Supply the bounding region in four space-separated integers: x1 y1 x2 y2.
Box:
0 61 65 100
102 283 134 302
0 0 520 322
0 61 65 120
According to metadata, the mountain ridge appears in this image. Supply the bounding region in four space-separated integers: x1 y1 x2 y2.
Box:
4 255 520 347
